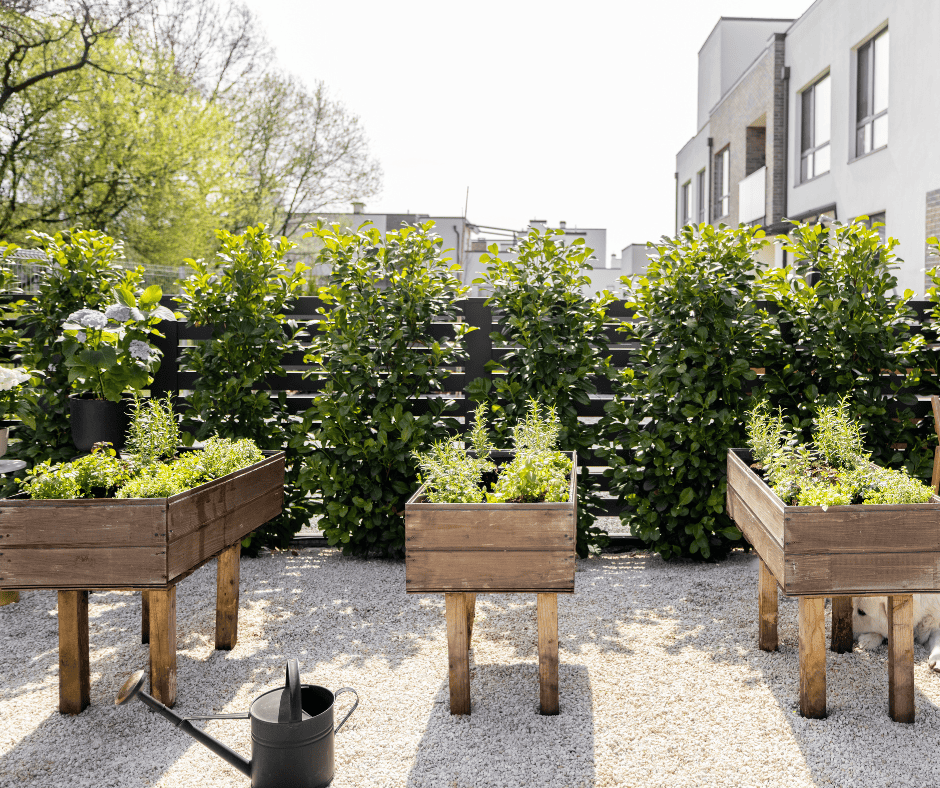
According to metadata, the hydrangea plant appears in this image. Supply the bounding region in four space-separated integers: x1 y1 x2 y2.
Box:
0 366 38 421
60 284 177 402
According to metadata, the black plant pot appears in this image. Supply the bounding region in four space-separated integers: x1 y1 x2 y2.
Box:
68 395 129 452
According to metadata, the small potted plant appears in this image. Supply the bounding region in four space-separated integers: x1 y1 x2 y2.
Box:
61 283 177 450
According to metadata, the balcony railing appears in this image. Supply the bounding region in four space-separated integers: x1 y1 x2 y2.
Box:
739 165 766 224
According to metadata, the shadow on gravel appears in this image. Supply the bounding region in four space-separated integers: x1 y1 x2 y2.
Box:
406 663 594 788
645 550 940 787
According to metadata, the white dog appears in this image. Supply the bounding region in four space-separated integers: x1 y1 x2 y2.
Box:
853 595 940 670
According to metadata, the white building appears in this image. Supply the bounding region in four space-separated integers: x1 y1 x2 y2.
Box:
676 2 940 294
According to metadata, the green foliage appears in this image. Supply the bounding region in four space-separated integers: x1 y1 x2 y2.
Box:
125 395 181 465
60 286 176 402
746 396 933 507
414 399 572 505
11 229 133 469
22 444 135 500
470 227 613 556
603 224 774 560
176 224 308 553
762 219 925 476
303 219 471 557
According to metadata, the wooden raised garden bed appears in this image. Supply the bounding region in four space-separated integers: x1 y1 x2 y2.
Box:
405 451 577 715
0 450 285 713
726 446 940 722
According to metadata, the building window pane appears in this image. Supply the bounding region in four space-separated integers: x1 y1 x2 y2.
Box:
714 147 730 219
856 28 888 158
697 170 705 224
814 75 831 145
874 30 889 113
815 144 830 176
800 73 831 182
873 113 888 149
681 181 691 226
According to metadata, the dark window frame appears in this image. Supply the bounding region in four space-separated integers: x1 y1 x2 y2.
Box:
681 180 691 226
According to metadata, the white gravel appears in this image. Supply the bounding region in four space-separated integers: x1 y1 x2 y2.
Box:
3 548 940 787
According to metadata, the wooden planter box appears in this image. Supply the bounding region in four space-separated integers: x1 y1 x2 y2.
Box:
726 447 940 723
726 448 940 596
0 450 285 590
0 450 284 714
404 451 577 594
404 451 577 716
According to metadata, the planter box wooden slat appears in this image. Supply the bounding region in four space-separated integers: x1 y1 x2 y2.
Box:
0 502 166 547
2 546 167 588
407 550 575 593
0 451 284 591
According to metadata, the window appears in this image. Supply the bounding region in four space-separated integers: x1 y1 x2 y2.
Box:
681 180 691 226
696 169 706 224
714 147 730 218
858 211 886 242
856 28 889 157
801 73 831 181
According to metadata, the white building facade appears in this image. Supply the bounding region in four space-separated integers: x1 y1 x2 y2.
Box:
676 2 940 294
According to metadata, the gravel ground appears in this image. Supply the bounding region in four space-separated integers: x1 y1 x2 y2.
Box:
3 548 940 787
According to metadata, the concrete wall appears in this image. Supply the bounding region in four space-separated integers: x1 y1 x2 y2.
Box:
785 0 940 294
697 18 795 130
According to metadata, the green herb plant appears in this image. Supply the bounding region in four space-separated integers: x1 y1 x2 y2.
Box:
176 224 309 553
469 227 613 555
414 399 572 505
602 223 775 560
23 443 135 499
125 394 180 465
746 396 934 507
303 219 471 557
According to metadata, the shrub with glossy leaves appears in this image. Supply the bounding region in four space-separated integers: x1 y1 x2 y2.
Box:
176 224 309 553
602 223 775 560
763 219 926 477
302 219 471 557
469 227 613 556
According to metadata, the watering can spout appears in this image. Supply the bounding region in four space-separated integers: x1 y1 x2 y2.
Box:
116 670 252 778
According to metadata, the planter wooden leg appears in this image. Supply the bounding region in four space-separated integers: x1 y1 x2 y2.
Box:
0 589 19 606
149 586 177 708
141 591 150 645
758 559 778 652
215 542 241 651
445 593 471 715
538 592 559 716
58 590 90 715
830 596 854 654
465 593 476 650
888 594 915 723
798 596 826 719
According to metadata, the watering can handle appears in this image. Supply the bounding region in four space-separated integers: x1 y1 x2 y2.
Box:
333 687 359 734
285 659 302 723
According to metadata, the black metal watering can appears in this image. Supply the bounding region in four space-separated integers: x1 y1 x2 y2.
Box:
116 660 358 788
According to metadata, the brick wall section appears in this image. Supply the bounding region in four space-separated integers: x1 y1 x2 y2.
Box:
926 188 940 292
708 34 788 227
745 127 767 175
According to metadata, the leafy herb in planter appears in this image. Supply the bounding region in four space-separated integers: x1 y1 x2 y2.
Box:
414 400 572 504
22 443 135 500
125 394 181 465
746 397 934 507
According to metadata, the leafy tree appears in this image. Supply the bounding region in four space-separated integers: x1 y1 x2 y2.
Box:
470 227 613 557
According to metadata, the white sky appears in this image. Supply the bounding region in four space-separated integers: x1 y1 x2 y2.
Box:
240 0 812 258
